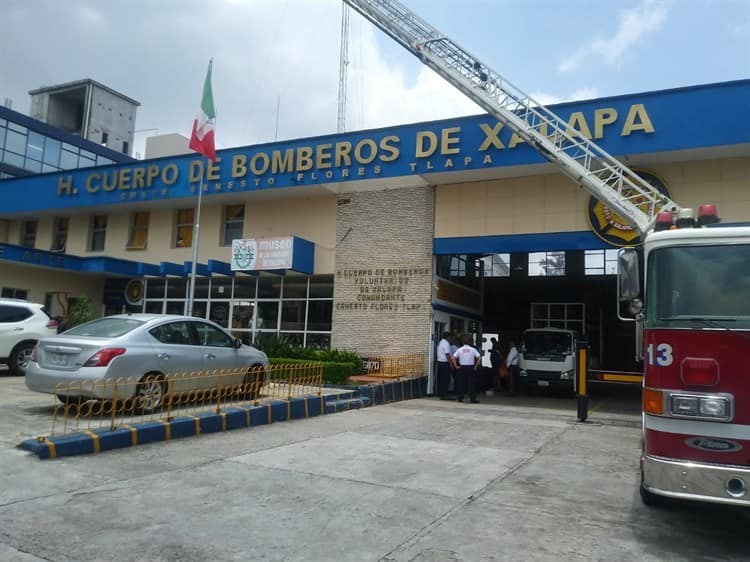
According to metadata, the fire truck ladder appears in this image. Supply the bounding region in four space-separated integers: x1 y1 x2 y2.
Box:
343 0 680 235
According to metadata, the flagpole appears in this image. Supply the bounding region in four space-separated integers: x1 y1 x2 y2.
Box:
187 161 205 317
187 57 214 317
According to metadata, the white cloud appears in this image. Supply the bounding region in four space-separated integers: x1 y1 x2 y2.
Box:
343 23 481 132
528 87 600 107
569 87 600 101
558 0 670 73
75 4 106 26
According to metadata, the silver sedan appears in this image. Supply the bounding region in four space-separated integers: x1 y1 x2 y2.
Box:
25 314 269 411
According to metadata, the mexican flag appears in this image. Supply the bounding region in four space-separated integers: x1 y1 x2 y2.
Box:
189 60 217 161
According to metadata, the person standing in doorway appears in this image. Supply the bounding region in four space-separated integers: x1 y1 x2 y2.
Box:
436 332 454 400
449 332 460 393
453 336 481 404
489 337 501 370
506 339 520 395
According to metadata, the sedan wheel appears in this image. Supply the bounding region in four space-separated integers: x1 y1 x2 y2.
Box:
135 374 166 413
9 342 35 376
243 365 266 401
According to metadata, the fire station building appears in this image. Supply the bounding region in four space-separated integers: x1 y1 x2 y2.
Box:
1 79 749 371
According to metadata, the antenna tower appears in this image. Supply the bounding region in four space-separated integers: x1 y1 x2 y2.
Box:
337 4 350 133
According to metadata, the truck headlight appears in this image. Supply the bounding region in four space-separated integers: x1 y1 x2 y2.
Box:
560 370 574 380
699 397 729 418
671 395 699 415
669 394 730 420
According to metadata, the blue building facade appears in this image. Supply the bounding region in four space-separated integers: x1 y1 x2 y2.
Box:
0 80 748 362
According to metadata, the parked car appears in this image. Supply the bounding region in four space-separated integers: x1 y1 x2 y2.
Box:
25 314 269 411
0 299 58 376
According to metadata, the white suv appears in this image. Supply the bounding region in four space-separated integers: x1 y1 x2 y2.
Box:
0 299 58 376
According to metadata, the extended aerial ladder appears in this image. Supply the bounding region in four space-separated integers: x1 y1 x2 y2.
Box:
342 0 680 235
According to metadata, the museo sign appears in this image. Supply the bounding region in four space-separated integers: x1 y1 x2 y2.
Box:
231 237 295 271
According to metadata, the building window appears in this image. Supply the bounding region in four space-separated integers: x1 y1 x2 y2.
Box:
142 274 334 348
79 149 95 167
5 126 27 156
175 209 194 247
60 147 78 169
101 131 109 145
122 141 129 154
1 287 28 300
222 204 244 246
51 217 69 252
435 255 481 290
19 220 37 248
89 215 107 251
43 138 61 168
127 212 149 250
451 256 466 277
528 251 566 277
584 249 619 275
25 131 45 162
481 253 511 277
530 302 585 334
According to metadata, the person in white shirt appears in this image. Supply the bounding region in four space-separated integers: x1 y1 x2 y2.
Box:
506 340 520 395
452 337 481 403
435 332 454 400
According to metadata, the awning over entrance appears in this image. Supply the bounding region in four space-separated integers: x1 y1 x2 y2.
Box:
0 242 315 277
434 231 607 255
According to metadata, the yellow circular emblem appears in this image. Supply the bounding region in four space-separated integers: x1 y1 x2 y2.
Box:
587 170 670 247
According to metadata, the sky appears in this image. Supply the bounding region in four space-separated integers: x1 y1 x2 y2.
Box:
2 0 748 159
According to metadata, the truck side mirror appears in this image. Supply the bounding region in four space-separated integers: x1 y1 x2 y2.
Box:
617 248 640 301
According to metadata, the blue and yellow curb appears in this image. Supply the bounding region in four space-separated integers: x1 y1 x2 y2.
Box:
20 376 428 459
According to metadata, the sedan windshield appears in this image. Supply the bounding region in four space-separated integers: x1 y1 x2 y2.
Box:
64 317 145 337
647 243 750 329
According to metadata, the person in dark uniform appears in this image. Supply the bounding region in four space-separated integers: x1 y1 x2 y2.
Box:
452 336 481 403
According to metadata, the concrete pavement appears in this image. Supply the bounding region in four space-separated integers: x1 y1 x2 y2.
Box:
0 376 747 561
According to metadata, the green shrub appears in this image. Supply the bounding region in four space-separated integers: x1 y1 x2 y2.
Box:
254 333 297 357
268 357 357 385
256 334 364 375
320 362 357 385
67 296 94 328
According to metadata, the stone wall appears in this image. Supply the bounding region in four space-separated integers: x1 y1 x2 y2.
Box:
332 186 434 357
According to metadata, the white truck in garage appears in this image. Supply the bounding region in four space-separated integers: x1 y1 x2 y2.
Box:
518 328 578 393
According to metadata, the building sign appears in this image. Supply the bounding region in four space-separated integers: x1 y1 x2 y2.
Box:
334 267 431 313
51 103 654 200
124 279 145 305
587 170 671 247
231 237 294 271
1 81 748 216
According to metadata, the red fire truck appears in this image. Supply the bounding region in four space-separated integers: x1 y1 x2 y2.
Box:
620 211 750 506
344 0 750 507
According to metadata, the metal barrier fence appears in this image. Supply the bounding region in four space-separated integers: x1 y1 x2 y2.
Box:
50 362 323 436
364 353 427 379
